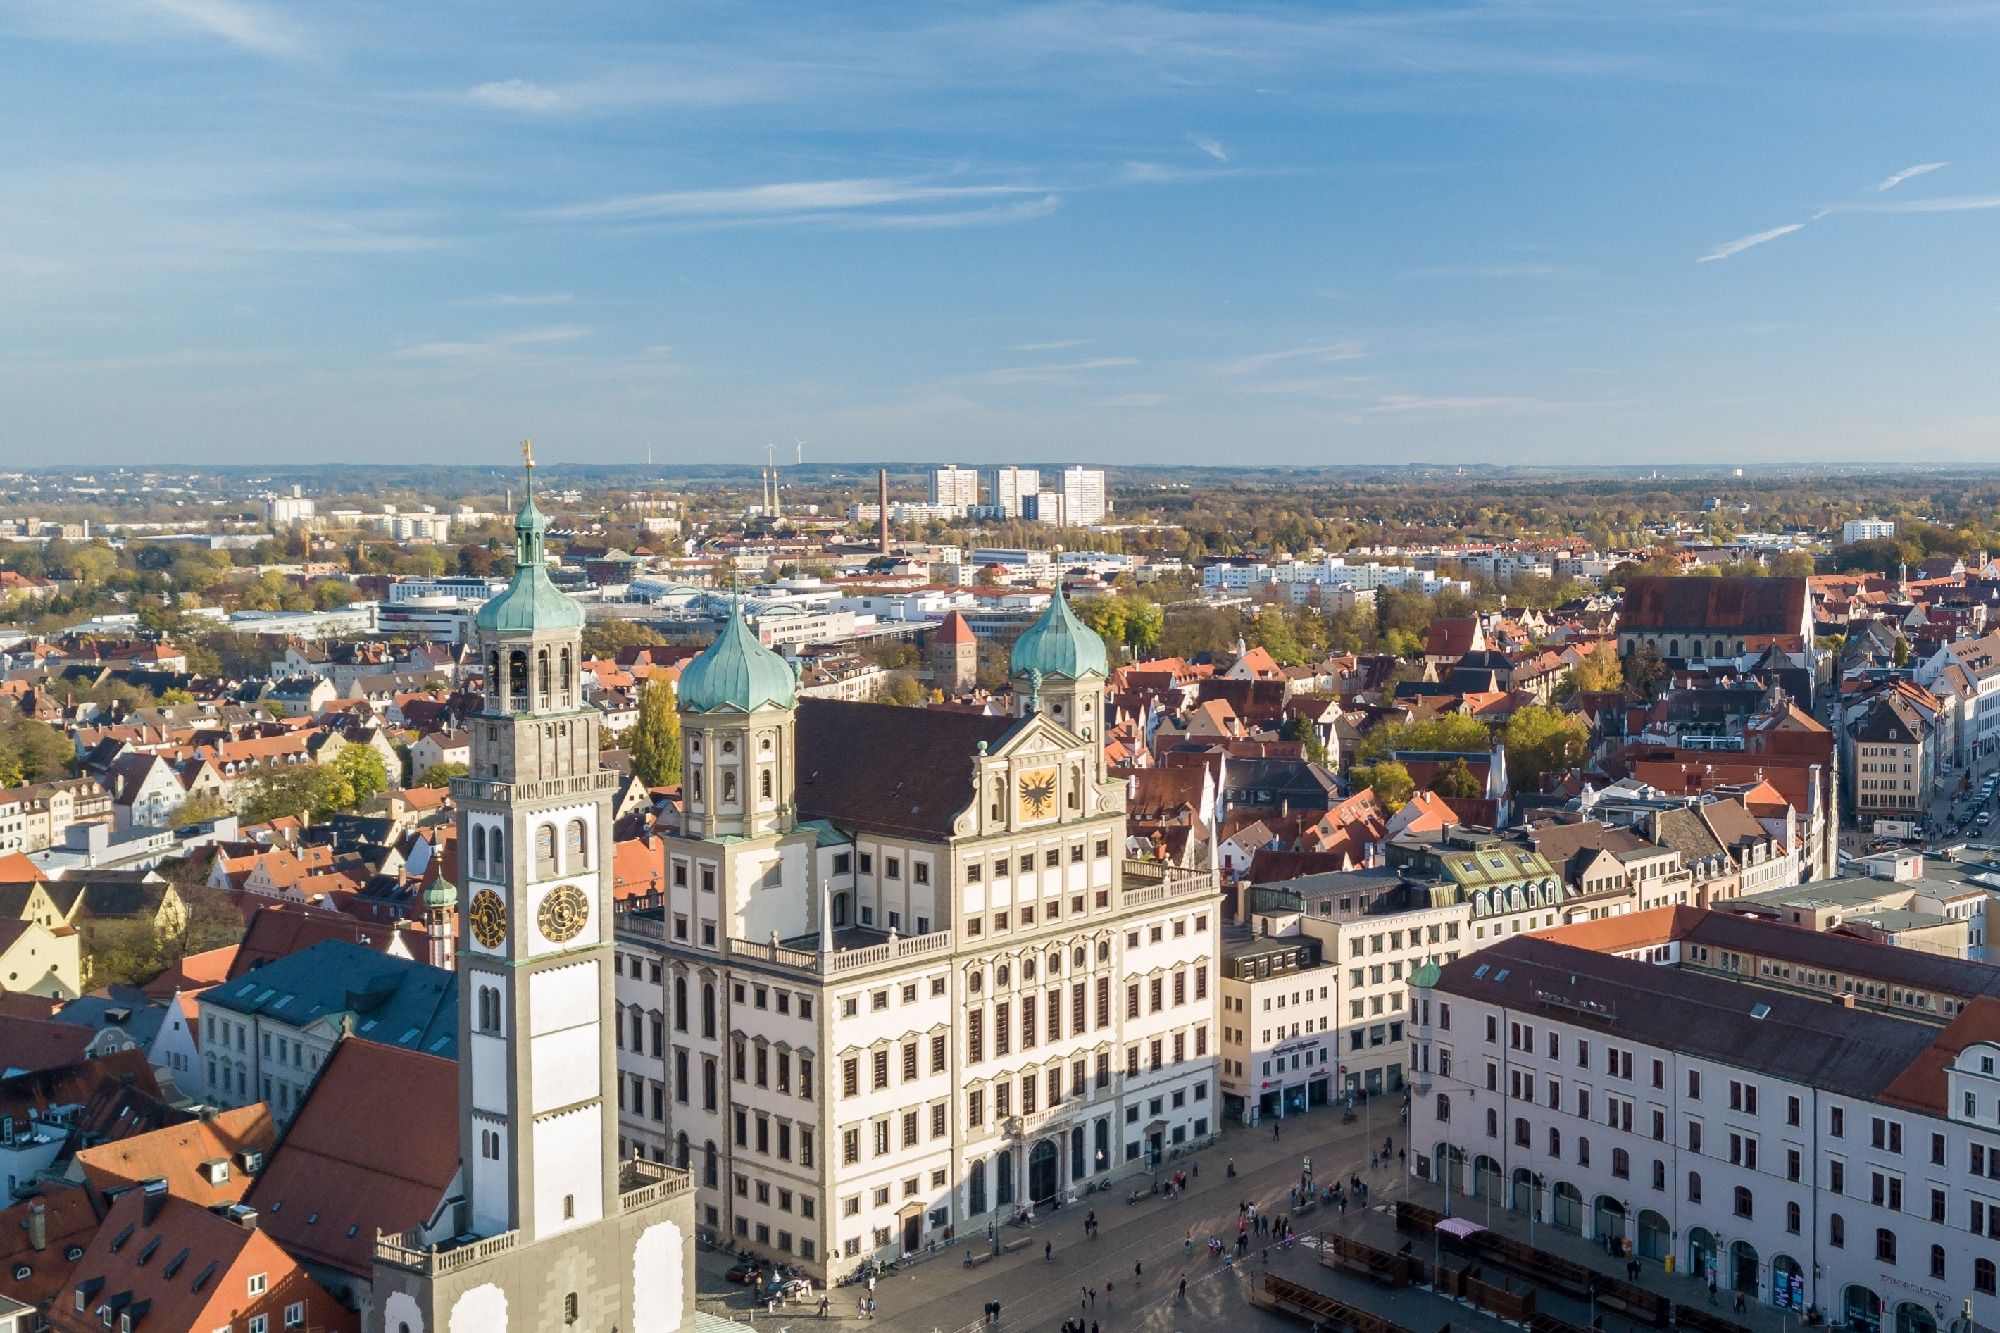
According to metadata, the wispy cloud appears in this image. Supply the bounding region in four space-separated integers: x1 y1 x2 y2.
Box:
856 196 1060 229
1094 393 1168 408
470 79 565 112
1220 341 1369 375
1831 193 2000 215
1187 133 1228 163
134 0 304 57
1347 393 1575 420
979 356 1137 385
536 177 1049 228
395 326 592 360
468 292 575 307
1013 339 1091 352
1401 262 1582 280
1697 223 1805 263
1874 161 1947 192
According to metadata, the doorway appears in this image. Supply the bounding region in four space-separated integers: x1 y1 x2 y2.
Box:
1029 1139 1059 1204
902 1212 921 1255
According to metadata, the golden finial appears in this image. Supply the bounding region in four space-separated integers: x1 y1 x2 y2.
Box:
520 438 535 470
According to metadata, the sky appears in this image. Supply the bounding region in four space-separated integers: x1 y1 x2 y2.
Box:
4 1 2000 468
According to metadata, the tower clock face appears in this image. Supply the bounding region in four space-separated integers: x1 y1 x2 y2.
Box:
468 889 508 949
537 884 591 944
1016 767 1059 822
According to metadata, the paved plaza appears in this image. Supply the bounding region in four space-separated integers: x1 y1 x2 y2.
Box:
695 1094 1898 1333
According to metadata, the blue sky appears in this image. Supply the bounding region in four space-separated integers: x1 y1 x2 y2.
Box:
4 1 1999 467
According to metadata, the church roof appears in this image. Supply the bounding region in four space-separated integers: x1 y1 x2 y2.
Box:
475 487 584 633
678 602 799 714
1010 586 1108 681
795 699 1018 839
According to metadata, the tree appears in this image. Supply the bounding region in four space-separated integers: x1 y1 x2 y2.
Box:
166 792 231 829
581 619 667 659
1892 635 1911 667
1355 713 1491 764
1768 550 1817 579
630 677 683 788
1250 608 1304 665
328 745 390 809
1432 757 1483 799
876 673 924 707
1287 712 1329 767
0 714 76 785
1349 760 1414 812
416 761 469 789
239 766 323 825
1622 644 1666 698
1503 705 1591 793
1566 644 1626 695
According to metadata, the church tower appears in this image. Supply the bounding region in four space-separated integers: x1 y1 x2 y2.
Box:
368 446 693 1333
675 596 800 841
1009 582 1110 774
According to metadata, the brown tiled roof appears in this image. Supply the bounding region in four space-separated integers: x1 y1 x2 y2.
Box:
245 1040 457 1278
1619 575 1808 636
228 905 414 977
0 1187 98 1312
795 699 1018 839
933 611 977 645
0 1015 94 1074
74 1104 275 1208
1533 904 1699 953
1880 996 2000 1115
1122 768 1207 822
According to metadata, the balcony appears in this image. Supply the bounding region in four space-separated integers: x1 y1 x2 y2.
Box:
727 927 954 978
452 770 621 806
1120 860 1217 910
373 1224 519 1278
619 1157 693 1213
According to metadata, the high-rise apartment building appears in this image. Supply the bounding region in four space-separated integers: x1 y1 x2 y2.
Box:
1060 468 1108 527
989 467 1041 519
931 466 980 514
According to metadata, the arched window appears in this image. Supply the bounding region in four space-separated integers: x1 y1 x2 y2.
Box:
1068 764 1081 810
1548 1127 1561 1158
703 1141 718 1188
674 976 688 1032
509 649 528 706
538 649 551 700
567 819 588 869
991 777 1004 821
761 770 772 800
691 770 703 802
562 1194 574 1221
472 826 488 878
1687 1170 1702 1203
1829 1213 1844 1247
1786 1200 1801 1233
490 827 505 875
722 771 736 803
1485 1107 1497 1137
559 647 572 698
479 986 500 1032
536 825 557 877
1975 1257 1995 1294
1435 1093 1450 1123
1733 1185 1752 1218
675 1132 689 1169
702 983 717 1039
1874 1227 1896 1263
969 1158 987 1215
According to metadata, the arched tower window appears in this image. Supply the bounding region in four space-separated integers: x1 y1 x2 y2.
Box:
566 819 588 869
536 825 557 878
559 646 573 702
673 976 688 1032
702 983 717 1039
537 649 551 705
490 827 506 876
722 771 737 804
760 770 773 800
472 825 488 878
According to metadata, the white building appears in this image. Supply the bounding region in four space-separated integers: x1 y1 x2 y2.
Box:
1059 467 1108 527
1217 931 1342 1123
990 468 1041 519
1409 931 2000 1326
613 590 1218 1279
931 466 981 515
1844 518 1898 545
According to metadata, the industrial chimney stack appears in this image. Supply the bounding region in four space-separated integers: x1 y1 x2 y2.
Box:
877 468 890 555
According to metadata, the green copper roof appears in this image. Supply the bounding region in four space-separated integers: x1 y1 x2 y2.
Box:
424 877 457 909
1410 956 1442 989
474 482 585 634
1009 584 1108 681
678 600 798 713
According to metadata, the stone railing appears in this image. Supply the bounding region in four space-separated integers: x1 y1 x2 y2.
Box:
373 1225 519 1277
619 1157 693 1213
726 928 954 977
1119 860 1216 909
452 770 621 806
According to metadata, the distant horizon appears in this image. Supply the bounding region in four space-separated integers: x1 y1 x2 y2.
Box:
5 3 1999 463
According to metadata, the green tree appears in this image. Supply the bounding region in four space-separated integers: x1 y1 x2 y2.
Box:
1355 713 1491 764
328 745 390 810
629 677 684 788
1502 705 1591 793
1287 712 1329 766
1250 608 1304 665
1348 760 1414 812
581 620 667 659
239 766 324 825
877 673 924 707
166 792 231 829
1431 757 1482 799
0 714 77 785
416 761 469 789
1566 645 1626 696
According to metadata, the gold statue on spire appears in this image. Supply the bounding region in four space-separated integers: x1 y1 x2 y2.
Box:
520 438 535 470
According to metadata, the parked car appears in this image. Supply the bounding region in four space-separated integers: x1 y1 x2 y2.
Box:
725 1261 766 1285
758 1276 814 1304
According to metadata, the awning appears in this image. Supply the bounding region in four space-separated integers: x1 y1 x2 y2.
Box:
1436 1218 1486 1239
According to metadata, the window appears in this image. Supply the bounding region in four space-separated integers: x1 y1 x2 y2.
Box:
1875 1227 1897 1264
1732 1185 1752 1219
1687 1171 1701 1203
248 1273 268 1297
1977 1257 1996 1295
284 1303 305 1329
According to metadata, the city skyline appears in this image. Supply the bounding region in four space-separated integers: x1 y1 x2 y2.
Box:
5 2 2000 465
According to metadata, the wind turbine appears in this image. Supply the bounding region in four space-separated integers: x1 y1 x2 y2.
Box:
794 438 806 466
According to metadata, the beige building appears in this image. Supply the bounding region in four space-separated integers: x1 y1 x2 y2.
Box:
615 589 1219 1279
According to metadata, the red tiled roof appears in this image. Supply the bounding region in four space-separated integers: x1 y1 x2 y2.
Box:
1881 995 2000 1116
0 1187 99 1312
246 1040 457 1277
74 1103 275 1207
933 611 977 645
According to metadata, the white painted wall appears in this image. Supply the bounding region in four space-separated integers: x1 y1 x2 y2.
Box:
630 1219 687 1333
449 1283 506 1333
531 1106 603 1235
530 1026 600 1112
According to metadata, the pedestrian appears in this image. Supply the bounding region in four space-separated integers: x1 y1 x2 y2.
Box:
1371 1151 1378 1169
1184 1228 1193 1255
1080 1286 1089 1313
868 1297 877 1320
1273 1120 1281 1140
818 1295 829 1318
1134 1260 1143 1281
867 1274 876 1293
857 1297 867 1319
1089 1287 1096 1307
1192 1159 1200 1178
1179 1276 1188 1300
1707 1276 1718 1306
1044 1241 1053 1264
1735 1291 1747 1314
1092 1323 1099 1333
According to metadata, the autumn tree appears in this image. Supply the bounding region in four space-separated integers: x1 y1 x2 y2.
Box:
1348 760 1414 812
629 677 683 788
1502 705 1591 793
1431 757 1482 799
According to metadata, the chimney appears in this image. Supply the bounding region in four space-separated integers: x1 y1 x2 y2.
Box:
877 469 890 555
27 1199 46 1252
